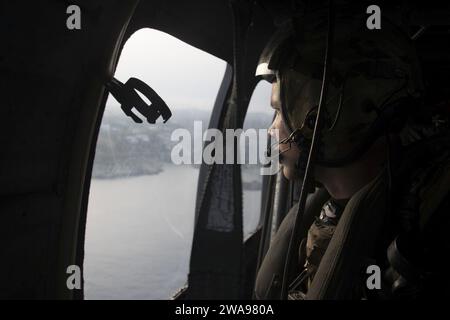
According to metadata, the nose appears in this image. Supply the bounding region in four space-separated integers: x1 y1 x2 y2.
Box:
268 115 280 140
268 119 275 137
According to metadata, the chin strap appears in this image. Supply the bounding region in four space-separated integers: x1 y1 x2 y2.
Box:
279 0 335 300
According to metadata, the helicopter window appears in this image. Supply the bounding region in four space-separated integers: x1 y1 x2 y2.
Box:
242 80 274 241
84 28 227 299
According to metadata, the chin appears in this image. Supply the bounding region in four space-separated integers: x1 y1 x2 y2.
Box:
282 165 297 180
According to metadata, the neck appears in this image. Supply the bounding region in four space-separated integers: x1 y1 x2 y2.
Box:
315 136 389 200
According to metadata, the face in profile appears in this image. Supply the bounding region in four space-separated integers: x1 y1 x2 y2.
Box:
269 81 301 180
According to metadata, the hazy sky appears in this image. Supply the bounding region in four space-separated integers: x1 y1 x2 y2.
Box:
106 28 273 116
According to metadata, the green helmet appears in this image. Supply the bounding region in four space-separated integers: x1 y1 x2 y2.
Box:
256 7 423 167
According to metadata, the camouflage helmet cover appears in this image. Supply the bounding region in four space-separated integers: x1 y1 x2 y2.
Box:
256 6 423 166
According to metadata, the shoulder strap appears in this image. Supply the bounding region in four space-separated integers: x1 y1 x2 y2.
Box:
418 151 450 229
306 167 390 299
